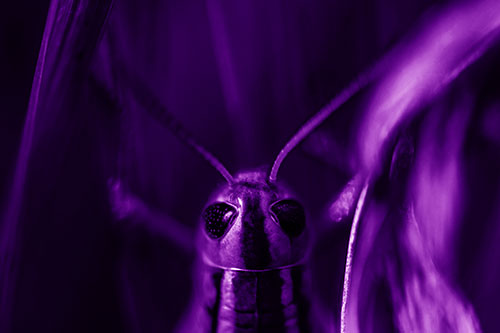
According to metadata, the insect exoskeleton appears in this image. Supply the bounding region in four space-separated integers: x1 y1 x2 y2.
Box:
107 57 368 332
199 169 310 271
194 169 313 331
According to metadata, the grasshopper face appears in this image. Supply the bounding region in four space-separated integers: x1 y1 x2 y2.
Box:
199 170 310 270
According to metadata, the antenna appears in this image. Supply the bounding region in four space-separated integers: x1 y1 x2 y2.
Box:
93 64 234 184
268 64 381 183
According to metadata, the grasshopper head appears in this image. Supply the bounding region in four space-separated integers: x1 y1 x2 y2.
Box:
199 170 309 270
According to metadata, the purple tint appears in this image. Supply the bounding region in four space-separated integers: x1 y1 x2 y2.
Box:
91 63 235 183
2 0 500 332
412 95 472 275
108 178 194 252
328 174 364 223
198 170 309 271
357 0 500 173
1 1 114 331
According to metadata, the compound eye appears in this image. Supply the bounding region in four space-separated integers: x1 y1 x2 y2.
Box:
203 202 237 239
270 199 306 237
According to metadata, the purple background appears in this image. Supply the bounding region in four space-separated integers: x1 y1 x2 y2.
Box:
1 0 500 332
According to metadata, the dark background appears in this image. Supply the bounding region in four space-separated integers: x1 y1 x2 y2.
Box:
1 0 500 332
